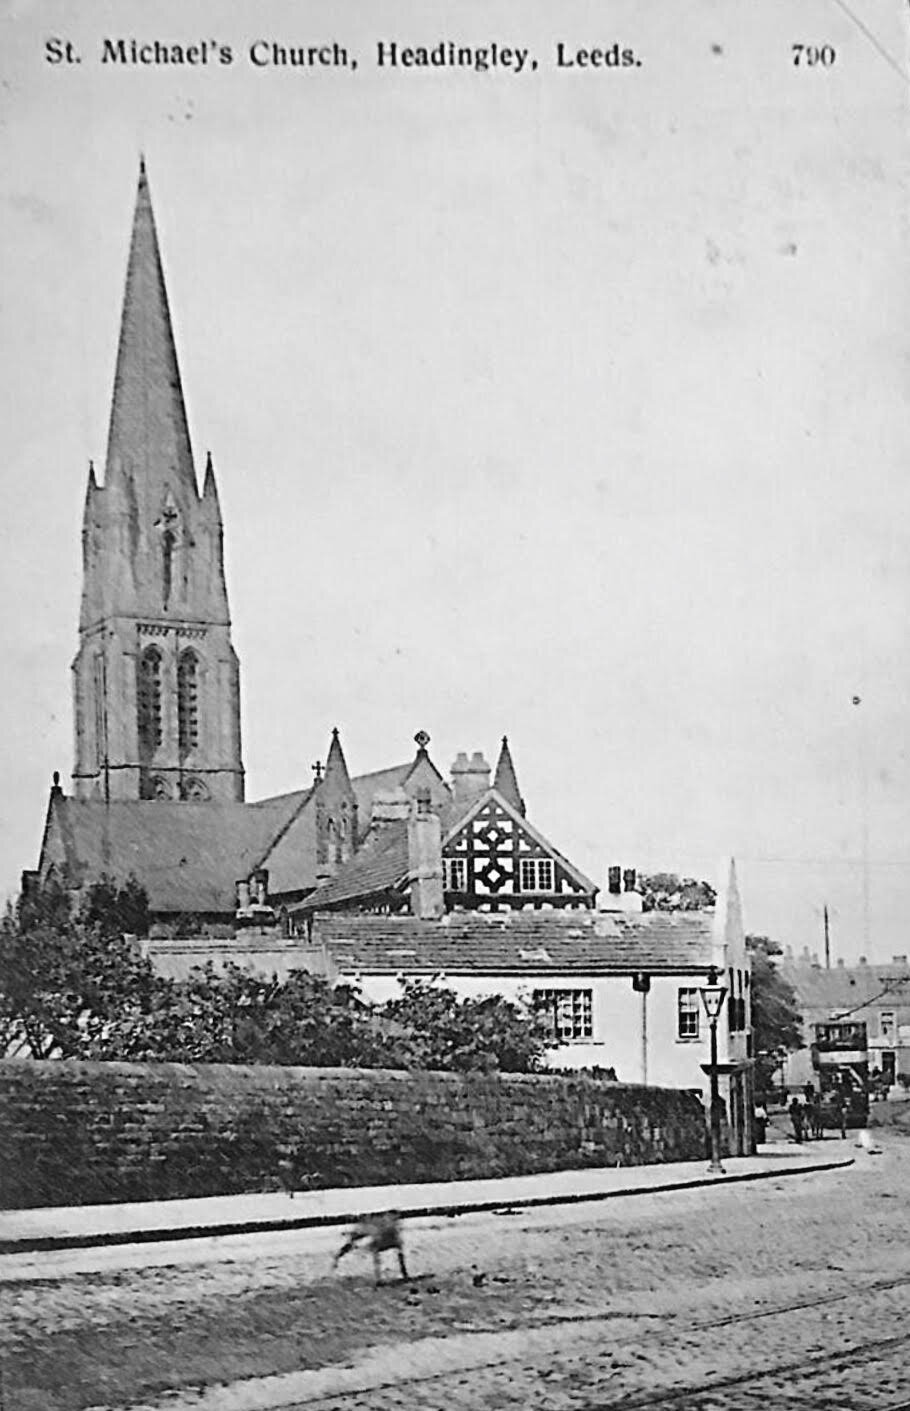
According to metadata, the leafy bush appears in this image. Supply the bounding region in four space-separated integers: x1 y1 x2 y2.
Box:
1 878 550 1073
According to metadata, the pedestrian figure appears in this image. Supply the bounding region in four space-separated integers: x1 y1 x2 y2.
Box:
804 1095 815 1140
789 1096 804 1143
333 1211 410 1285
754 1101 768 1145
805 1095 823 1140
831 1090 847 1139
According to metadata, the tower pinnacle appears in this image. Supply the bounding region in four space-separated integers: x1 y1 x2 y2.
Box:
493 735 525 816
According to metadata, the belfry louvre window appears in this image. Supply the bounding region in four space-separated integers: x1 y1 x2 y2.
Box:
533 989 593 1041
137 647 163 754
678 988 700 1040
177 650 199 754
443 857 467 891
520 857 555 892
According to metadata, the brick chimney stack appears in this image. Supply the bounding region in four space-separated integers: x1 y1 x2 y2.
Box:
450 750 491 806
408 788 444 920
599 864 643 913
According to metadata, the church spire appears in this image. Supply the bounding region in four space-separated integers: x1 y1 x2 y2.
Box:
105 160 198 511
493 735 525 816
71 167 244 804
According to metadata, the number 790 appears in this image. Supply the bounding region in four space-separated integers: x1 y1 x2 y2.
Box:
792 44 837 66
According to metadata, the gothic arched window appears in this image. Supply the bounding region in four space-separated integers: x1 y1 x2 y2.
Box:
177 649 199 756
137 647 163 757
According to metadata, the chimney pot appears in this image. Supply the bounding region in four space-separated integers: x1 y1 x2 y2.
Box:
251 869 268 906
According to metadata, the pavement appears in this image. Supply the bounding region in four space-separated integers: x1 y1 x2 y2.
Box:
0 1137 853 1255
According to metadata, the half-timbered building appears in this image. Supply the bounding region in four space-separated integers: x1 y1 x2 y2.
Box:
289 734 597 924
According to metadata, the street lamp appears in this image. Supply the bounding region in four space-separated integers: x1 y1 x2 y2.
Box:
700 966 728 1175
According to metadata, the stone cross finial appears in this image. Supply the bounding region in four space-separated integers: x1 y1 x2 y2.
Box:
312 761 323 783
414 729 430 750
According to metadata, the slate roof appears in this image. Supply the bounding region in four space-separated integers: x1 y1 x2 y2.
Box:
298 822 410 912
44 795 300 914
781 962 910 1013
311 909 720 975
252 786 317 896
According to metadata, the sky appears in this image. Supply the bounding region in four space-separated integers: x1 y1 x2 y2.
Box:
1 0 909 962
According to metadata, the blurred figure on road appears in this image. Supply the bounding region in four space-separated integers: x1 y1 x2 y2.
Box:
831 1090 847 1139
789 1096 805 1143
333 1211 410 1285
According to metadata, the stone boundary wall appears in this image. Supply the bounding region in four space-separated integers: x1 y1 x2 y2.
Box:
0 1060 706 1209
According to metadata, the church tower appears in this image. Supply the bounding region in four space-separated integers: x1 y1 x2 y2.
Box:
72 162 244 802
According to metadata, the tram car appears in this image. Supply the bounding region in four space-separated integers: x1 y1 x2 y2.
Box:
810 1020 870 1128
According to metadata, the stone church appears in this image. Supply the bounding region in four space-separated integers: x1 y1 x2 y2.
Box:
30 164 599 931
27 166 757 1151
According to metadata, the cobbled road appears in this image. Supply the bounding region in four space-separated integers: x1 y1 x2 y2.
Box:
3 1138 910 1411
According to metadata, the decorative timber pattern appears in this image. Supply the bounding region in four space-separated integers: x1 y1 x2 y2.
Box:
443 795 593 911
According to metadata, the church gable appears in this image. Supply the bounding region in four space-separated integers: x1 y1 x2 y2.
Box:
442 792 595 910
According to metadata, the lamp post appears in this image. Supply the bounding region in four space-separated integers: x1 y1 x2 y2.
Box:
632 972 650 1085
700 966 728 1175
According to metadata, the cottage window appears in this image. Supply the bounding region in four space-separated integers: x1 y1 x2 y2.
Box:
533 988 593 1041
678 988 700 1040
880 1011 896 1042
443 857 467 891
520 858 555 892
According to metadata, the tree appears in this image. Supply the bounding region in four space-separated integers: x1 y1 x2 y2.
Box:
1 878 550 1074
639 873 717 912
0 875 163 1059
375 980 551 1073
79 874 150 938
746 934 804 1095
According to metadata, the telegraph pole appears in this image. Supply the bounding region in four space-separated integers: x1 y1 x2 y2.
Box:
852 695 870 955
824 904 830 970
